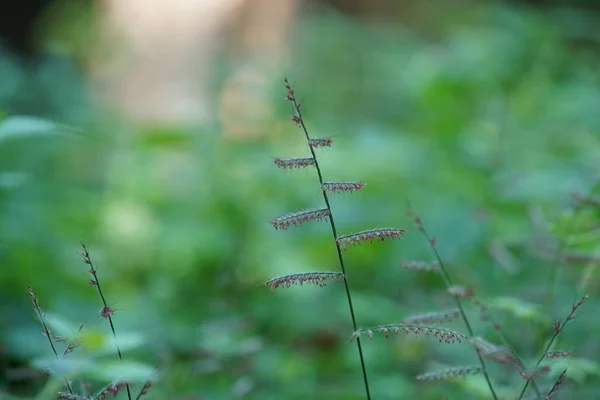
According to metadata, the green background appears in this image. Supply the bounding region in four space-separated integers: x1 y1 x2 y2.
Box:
0 2 599 399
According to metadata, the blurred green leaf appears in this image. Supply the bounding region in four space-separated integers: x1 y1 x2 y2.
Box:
0 116 61 141
84 360 155 383
548 357 600 383
489 297 550 324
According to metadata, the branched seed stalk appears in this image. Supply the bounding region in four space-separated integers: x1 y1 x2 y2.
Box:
407 207 499 400
517 294 587 400
283 78 372 400
81 243 132 400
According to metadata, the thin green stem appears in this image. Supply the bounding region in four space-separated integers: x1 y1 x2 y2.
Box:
82 244 132 400
288 88 371 400
414 219 498 400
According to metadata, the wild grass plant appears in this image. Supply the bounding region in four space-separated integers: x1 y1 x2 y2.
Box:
28 244 154 400
262 79 592 400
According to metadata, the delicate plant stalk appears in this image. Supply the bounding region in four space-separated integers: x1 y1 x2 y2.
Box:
471 296 542 397
27 285 74 394
81 243 132 400
408 209 498 400
517 294 587 400
285 79 371 400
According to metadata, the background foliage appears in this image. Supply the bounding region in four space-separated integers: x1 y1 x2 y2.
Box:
1 2 599 399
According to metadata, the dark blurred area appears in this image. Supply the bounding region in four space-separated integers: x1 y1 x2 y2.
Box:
0 0 54 57
2 0 600 55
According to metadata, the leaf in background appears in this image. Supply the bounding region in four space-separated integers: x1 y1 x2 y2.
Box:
34 376 66 400
80 329 108 353
44 313 80 342
84 360 155 383
98 331 146 355
489 297 550 324
546 358 600 383
31 356 84 378
0 116 61 141
0 171 28 189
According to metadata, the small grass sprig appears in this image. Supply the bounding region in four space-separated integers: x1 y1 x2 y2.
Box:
545 368 568 399
416 365 481 382
469 293 542 395
27 285 74 394
81 243 132 400
517 294 588 399
134 375 155 400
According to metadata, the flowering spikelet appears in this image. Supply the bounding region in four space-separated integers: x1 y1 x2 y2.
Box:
322 181 365 193
403 308 462 325
447 285 474 299
469 337 514 364
264 272 345 291
270 208 330 230
274 157 315 169
416 365 481 382
545 350 573 359
401 261 440 272
308 137 333 148
337 228 407 251
351 324 467 344
519 365 551 381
